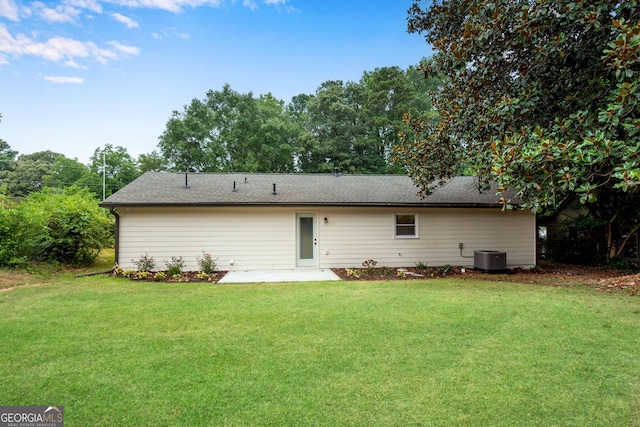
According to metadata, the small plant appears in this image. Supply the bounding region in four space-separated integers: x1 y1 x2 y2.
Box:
346 268 360 278
136 271 150 280
123 269 135 278
437 264 452 275
397 270 406 277
165 256 185 277
362 259 378 271
112 266 124 277
171 274 182 281
382 266 394 275
132 253 156 272
415 261 429 271
196 251 217 274
196 272 210 280
154 271 166 281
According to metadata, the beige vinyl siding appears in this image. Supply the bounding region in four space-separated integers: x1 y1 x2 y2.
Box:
316 207 535 269
118 207 297 271
116 205 536 271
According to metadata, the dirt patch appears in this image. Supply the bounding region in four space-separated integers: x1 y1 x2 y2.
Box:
0 270 40 290
332 262 639 296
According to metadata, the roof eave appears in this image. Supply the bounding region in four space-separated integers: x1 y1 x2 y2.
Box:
99 201 511 209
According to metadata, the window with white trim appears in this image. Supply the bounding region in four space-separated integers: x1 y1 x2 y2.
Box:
395 214 418 238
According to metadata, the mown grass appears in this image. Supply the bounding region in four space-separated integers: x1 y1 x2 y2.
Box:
0 275 639 426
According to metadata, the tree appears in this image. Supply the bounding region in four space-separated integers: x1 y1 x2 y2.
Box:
361 66 431 173
1 151 64 196
0 115 17 171
304 80 368 173
0 139 17 171
158 85 298 173
89 144 140 197
42 157 92 188
138 150 169 173
159 96 227 172
399 0 640 259
250 94 296 173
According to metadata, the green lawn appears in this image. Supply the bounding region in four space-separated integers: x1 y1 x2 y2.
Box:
0 275 639 426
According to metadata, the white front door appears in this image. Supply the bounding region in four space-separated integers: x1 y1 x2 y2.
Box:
296 213 317 267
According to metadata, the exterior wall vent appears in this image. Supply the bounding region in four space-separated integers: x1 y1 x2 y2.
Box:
474 250 507 273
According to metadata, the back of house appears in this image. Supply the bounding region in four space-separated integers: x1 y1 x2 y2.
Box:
100 172 536 271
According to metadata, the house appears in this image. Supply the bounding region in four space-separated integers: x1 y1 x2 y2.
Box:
100 172 537 271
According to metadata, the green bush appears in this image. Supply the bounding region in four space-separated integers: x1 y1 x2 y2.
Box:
196 251 217 274
133 253 156 272
0 187 113 266
165 256 185 277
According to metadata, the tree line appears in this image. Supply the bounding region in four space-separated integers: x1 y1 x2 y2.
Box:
0 64 440 199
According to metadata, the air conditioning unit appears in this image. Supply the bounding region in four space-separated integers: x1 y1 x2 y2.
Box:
474 250 507 273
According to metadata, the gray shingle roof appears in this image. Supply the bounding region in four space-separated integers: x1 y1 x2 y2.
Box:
99 172 518 207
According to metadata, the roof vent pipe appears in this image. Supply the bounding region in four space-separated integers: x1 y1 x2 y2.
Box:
334 167 339 177
184 172 189 189
244 177 248 184
272 183 277 195
232 181 237 192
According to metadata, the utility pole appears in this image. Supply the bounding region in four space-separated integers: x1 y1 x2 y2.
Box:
102 151 106 201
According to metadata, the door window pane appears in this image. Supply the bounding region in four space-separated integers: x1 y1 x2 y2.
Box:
300 217 313 259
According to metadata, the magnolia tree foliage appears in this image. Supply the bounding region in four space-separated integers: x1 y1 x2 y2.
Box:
398 0 640 258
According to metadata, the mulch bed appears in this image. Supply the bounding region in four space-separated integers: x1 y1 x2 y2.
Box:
332 262 640 296
116 262 639 296
123 271 227 283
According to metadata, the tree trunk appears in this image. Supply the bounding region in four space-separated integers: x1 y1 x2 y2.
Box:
607 214 618 259
614 223 640 259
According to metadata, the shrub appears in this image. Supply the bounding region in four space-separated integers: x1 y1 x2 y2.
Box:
196 272 210 280
132 253 155 272
196 251 217 274
0 187 113 266
154 272 166 281
165 256 185 277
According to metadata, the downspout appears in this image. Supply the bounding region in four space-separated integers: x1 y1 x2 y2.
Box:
535 214 539 267
109 207 120 266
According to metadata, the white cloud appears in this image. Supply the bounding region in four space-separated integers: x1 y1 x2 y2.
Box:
103 0 292 13
32 1 81 23
151 27 189 40
43 75 84 83
0 23 137 66
108 40 140 56
111 12 139 28
0 0 20 21
242 0 257 11
105 0 220 13
0 54 9 66
65 0 103 13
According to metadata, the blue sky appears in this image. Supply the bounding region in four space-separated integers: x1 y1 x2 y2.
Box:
0 0 431 164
